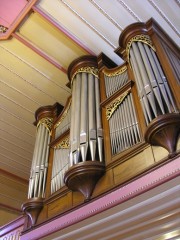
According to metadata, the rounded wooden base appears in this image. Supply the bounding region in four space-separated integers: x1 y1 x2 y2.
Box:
64 161 105 201
22 198 44 227
145 113 180 157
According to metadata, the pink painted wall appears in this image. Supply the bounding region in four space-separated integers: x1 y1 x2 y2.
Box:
0 0 27 27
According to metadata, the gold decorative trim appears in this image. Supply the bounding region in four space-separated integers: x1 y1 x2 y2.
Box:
106 90 130 120
126 34 156 64
103 66 127 77
0 25 8 33
37 117 53 134
55 99 72 129
71 67 98 84
54 137 70 149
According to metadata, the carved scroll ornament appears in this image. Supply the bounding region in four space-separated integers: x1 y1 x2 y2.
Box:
106 90 130 120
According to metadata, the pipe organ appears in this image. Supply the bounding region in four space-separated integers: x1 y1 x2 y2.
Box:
21 19 180 231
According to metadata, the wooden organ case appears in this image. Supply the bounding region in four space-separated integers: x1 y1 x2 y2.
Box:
21 19 180 233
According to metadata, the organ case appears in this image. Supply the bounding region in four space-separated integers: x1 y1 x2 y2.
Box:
21 18 180 231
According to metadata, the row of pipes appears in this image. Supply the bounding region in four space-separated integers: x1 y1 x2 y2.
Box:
28 38 176 197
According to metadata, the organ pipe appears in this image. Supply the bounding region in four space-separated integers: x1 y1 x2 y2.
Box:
28 118 52 199
69 69 103 164
129 37 177 124
64 56 105 201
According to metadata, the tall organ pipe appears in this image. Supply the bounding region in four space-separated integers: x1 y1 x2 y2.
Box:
80 73 88 162
28 121 51 199
129 38 177 124
69 67 103 165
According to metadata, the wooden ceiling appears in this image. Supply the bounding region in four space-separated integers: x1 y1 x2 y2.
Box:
0 0 179 227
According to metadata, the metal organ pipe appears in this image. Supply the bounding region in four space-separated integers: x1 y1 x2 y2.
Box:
88 73 96 161
80 73 88 162
72 74 81 164
104 67 141 156
95 76 103 162
69 69 103 165
129 38 177 124
28 119 52 199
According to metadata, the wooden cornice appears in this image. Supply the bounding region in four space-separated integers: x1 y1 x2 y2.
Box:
67 55 98 82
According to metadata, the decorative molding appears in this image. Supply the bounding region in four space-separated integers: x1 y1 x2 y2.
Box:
0 215 24 237
60 0 116 49
34 103 63 126
148 0 180 37
0 25 8 33
67 55 98 82
126 34 156 64
54 136 70 149
37 117 53 134
106 90 130 120
89 0 123 31
20 157 180 240
116 0 141 22
71 66 98 84
103 65 127 77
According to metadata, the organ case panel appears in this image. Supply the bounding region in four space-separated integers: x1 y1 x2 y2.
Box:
99 62 144 164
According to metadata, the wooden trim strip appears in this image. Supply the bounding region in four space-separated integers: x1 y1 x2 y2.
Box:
0 0 39 40
12 32 67 74
0 215 24 236
0 203 22 213
0 169 28 184
32 6 95 56
21 157 180 240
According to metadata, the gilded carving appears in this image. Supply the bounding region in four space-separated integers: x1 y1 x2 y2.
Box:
106 90 130 120
54 137 70 149
37 117 53 134
0 25 8 33
126 34 156 64
71 67 98 84
54 99 72 129
103 65 127 77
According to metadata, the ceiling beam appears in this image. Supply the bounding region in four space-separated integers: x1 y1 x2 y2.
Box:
32 5 96 56
0 0 39 40
12 32 67 74
0 169 28 185
0 203 22 214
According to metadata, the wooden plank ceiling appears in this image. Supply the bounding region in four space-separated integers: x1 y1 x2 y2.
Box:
0 0 179 226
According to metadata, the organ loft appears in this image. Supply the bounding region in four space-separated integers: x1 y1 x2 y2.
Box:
1 18 180 240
